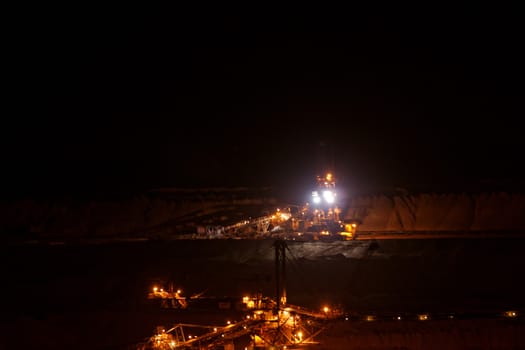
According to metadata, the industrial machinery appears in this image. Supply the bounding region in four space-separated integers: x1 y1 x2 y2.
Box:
137 240 344 349
193 172 360 241
304 172 343 234
289 172 358 240
195 209 292 239
148 282 205 309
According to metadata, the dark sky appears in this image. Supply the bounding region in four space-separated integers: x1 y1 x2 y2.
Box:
5 5 524 199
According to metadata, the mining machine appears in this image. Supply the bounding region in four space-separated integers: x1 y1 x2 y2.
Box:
148 282 206 309
137 240 344 349
195 172 360 241
289 172 359 240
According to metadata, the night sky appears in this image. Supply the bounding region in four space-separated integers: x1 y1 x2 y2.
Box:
5 5 524 200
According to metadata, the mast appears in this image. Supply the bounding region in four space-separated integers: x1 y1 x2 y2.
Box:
274 239 287 309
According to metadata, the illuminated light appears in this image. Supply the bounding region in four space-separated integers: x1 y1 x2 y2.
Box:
160 288 163 292
153 287 158 292
177 289 181 294
323 306 330 313
418 314 429 321
280 213 291 220
227 320 231 324
504 310 518 318
312 191 321 204
396 316 402 320
365 315 375 321
295 331 303 342
323 190 335 203
214 328 217 332
352 223 357 228
326 173 332 181
340 232 353 240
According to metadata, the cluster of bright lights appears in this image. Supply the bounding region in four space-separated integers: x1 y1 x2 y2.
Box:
504 310 518 318
312 191 321 204
311 190 335 204
152 286 182 295
323 190 335 203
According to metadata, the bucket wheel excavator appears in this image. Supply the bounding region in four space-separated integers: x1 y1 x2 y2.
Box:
137 240 344 349
196 172 360 240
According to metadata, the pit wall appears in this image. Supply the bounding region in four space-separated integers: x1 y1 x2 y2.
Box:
345 192 525 233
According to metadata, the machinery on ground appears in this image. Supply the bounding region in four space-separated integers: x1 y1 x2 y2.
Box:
137 240 344 349
148 283 206 309
194 172 360 241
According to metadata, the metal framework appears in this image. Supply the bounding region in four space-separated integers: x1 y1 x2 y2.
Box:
137 239 342 349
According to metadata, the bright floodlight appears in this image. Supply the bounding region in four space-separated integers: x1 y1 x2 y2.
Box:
323 190 335 203
312 191 321 204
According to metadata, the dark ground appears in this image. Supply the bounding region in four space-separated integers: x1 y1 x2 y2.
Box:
1 238 524 349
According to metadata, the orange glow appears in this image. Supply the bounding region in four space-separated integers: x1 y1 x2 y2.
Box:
504 310 518 318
